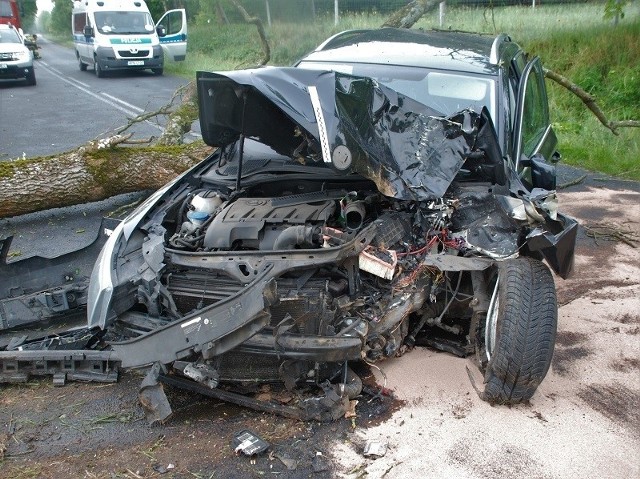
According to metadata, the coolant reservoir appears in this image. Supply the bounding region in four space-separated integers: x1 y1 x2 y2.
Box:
187 191 223 226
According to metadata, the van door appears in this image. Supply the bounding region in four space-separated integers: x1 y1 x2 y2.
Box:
156 9 187 62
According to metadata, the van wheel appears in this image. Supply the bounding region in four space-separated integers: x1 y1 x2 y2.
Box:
152 67 163 76
78 55 87 71
95 59 105 78
25 67 36 86
477 257 557 404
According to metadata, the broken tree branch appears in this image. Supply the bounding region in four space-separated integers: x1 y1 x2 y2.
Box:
230 0 271 66
543 68 640 136
583 222 639 248
557 174 587 190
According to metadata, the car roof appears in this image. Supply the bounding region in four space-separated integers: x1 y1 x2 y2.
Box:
300 28 515 75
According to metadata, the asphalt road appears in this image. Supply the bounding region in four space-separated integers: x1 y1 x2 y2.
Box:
0 35 198 160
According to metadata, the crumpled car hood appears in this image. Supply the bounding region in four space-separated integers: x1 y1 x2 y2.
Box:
196 67 504 200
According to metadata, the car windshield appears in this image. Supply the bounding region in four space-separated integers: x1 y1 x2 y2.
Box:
94 11 154 34
0 28 20 43
298 61 497 123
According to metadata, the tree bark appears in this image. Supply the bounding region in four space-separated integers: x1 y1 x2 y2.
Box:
0 143 213 219
382 0 440 29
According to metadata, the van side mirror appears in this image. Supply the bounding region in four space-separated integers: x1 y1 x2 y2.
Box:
156 25 166 37
83 25 94 37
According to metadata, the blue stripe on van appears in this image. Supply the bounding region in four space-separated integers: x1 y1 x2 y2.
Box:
159 33 187 44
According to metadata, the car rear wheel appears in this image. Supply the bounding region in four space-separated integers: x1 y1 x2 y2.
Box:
25 67 36 86
78 54 87 71
479 257 557 404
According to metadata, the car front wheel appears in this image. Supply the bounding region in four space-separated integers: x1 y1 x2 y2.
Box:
25 67 36 86
479 257 557 404
95 58 104 78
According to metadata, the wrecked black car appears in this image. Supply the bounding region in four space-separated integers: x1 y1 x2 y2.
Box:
0 29 577 420
86 28 577 417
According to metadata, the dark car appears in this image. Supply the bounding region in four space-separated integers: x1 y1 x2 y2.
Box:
85 28 577 419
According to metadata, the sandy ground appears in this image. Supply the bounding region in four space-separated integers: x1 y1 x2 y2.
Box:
0 176 638 479
328 184 640 479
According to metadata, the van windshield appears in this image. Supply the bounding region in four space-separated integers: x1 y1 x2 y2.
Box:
94 11 154 35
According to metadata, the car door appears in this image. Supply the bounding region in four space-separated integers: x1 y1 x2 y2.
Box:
513 57 558 171
156 9 187 62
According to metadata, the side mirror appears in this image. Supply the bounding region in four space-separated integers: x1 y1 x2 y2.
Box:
83 25 94 37
156 25 166 37
520 153 556 191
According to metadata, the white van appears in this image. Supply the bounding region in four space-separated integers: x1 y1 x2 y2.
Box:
72 0 187 77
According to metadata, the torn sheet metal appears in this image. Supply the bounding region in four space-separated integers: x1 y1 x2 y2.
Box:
197 68 504 201
0 217 121 330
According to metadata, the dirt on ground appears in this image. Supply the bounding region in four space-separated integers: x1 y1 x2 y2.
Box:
1 177 639 479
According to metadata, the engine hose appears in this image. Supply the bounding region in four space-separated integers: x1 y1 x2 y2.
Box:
273 225 315 250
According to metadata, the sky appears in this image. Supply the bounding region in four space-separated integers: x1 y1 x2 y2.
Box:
37 0 54 13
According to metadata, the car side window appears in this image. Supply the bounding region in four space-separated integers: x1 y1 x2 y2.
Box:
521 62 549 157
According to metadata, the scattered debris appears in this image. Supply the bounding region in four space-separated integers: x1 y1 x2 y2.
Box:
345 400 359 419
233 430 269 456
584 222 639 248
363 440 388 458
152 463 175 474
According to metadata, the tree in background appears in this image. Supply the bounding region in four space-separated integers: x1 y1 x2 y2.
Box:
16 0 37 30
49 0 72 35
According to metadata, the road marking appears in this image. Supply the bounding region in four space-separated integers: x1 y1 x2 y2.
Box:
36 61 162 131
36 60 200 139
101 93 145 113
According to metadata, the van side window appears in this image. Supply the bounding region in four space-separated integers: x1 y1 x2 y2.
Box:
161 10 183 36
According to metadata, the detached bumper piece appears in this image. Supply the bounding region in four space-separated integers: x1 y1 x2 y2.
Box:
0 349 119 385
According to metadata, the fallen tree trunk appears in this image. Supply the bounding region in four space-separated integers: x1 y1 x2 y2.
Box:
0 142 213 218
382 0 439 28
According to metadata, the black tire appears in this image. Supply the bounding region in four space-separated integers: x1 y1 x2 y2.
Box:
152 67 163 76
479 257 557 404
95 59 105 78
78 54 87 71
25 67 36 86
